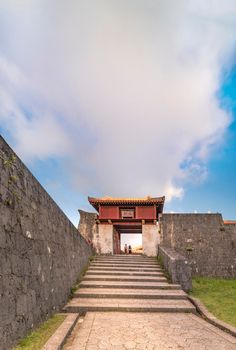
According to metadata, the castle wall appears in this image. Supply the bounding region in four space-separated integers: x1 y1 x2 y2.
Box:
142 224 160 256
78 209 98 249
98 224 114 254
0 136 93 350
159 213 236 277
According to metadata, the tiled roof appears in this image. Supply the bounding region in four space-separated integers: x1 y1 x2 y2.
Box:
224 220 236 225
88 196 165 211
89 196 165 203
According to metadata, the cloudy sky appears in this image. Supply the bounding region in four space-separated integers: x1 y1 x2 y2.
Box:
0 0 236 226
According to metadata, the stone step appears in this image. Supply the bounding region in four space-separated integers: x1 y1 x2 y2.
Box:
80 280 181 290
92 259 159 262
94 256 158 259
64 298 196 313
90 263 160 268
94 257 157 261
95 254 144 257
73 288 188 300
93 260 158 265
95 254 143 256
83 275 167 282
96 254 144 256
92 261 159 266
88 266 162 272
92 262 158 266
86 270 164 276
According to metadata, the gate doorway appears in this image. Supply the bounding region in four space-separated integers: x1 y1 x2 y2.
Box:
120 233 142 254
113 224 142 254
88 196 165 256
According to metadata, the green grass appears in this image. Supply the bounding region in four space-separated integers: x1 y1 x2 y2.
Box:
69 261 92 298
13 314 66 350
190 277 236 327
156 255 171 282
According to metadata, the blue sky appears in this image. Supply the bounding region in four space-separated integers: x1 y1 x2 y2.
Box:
165 70 236 220
1 1 236 226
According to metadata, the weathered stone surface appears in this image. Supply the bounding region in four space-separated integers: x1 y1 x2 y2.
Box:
65 312 236 350
98 224 114 254
158 245 192 292
159 213 236 277
78 209 98 248
64 255 194 314
0 136 93 350
142 224 160 257
79 213 161 256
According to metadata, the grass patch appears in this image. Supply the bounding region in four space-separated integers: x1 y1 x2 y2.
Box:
190 277 236 327
69 257 95 298
69 265 88 297
157 255 171 282
13 314 66 350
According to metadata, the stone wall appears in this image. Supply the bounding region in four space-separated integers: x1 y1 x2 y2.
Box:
0 136 93 350
78 210 98 249
158 245 192 291
98 224 114 254
159 213 236 277
142 224 160 257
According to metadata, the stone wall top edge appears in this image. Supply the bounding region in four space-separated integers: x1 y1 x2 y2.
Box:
78 209 97 215
162 213 222 216
159 245 188 261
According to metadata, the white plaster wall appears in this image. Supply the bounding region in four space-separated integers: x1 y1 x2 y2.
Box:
98 224 114 254
142 224 160 256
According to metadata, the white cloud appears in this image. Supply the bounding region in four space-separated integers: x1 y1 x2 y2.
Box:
0 0 235 199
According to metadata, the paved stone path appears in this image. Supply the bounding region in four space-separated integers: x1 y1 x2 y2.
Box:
64 312 236 349
63 256 236 349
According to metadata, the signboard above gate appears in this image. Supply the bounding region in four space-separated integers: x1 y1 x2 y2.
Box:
121 209 134 219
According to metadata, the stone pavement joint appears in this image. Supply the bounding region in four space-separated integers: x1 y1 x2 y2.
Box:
63 312 236 350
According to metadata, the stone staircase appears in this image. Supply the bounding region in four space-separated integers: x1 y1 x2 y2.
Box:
64 255 196 313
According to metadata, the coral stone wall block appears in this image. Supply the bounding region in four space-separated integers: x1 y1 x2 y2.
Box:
0 136 93 350
142 224 160 257
158 245 192 292
160 213 236 278
98 224 114 254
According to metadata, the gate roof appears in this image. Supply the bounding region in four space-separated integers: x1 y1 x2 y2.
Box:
88 196 165 212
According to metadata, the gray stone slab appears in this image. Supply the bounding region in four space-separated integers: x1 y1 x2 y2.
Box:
80 280 181 289
96 256 154 258
88 266 162 271
74 288 188 299
83 275 167 282
91 262 159 266
64 298 196 313
65 312 236 350
87 270 164 276
93 258 158 262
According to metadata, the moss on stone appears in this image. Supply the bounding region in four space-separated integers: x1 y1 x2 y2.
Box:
13 314 66 350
